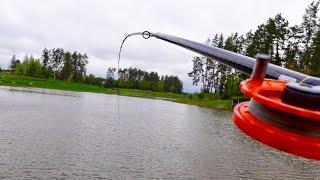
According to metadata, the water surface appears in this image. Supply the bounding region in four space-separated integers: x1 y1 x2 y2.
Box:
0 86 319 179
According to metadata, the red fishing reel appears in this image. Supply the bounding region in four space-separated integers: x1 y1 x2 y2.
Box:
233 55 320 160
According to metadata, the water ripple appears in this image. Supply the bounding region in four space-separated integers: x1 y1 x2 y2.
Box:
0 88 319 179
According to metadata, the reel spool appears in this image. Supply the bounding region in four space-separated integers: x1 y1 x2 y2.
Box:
233 54 320 160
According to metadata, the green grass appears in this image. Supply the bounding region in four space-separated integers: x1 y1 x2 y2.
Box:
0 72 232 111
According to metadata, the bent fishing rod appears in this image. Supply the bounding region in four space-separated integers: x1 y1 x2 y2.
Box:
119 31 320 160
121 31 320 86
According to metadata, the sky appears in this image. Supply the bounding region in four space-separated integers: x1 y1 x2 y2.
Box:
0 0 315 92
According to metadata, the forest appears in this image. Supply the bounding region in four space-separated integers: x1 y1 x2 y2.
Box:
9 48 184 94
10 48 88 82
189 1 320 98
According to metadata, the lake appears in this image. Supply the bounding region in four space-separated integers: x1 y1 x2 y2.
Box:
0 86 319 179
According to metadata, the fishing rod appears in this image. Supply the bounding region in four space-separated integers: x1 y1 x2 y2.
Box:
127 31 320 85
120 31 320 160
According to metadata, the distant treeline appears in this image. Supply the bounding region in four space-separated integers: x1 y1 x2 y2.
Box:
10 48 88 82
9 49 184 94
118 67 183 93
189 1 320 98
86 67 183 93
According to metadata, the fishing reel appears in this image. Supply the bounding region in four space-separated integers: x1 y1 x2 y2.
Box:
233 54 320 160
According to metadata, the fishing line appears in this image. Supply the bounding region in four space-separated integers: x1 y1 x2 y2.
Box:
117 31 151 94
116 30 195 123
114 32 151 172
116 31 151 126
116 31 194 117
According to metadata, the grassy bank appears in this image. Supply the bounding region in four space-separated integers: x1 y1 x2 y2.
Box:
0 72 232 111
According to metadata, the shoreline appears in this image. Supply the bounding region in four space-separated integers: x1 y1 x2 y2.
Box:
0 73 233 111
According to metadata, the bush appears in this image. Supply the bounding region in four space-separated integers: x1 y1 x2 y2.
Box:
197 93 205 99
221 92 232 99
188 94 193 99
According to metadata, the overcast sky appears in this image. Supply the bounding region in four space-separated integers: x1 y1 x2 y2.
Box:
0 0 315 92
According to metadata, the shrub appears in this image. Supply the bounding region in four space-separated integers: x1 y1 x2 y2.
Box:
197 93 205 99
221 92 232 99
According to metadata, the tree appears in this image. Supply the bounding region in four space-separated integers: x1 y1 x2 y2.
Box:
267 14 289 65
187 1 320 99
300 1 320 73
72 52 88 82
204 58 217 92
105 67 116 88
310 30 320 76
106 67 116 79
14 55 43 77
163 75 183 93
50 48 64 79
244 14 289 66
302 1 320 47
284 25 303 70
148 71 160 91
11 48 90 81
60 52 73 81
41 48 50 68
10 54 20 70
41 48 53 78
188 56 204 87
116 67 182 93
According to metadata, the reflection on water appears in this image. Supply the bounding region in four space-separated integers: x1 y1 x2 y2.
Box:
0 86 319 179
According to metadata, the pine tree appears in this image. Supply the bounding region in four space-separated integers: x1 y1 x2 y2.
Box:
61 52 73 81
300 1 320 73
188 56 204 87
41 48 50 68
310 30 320 76
10 54 20 70
284 25 303 70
